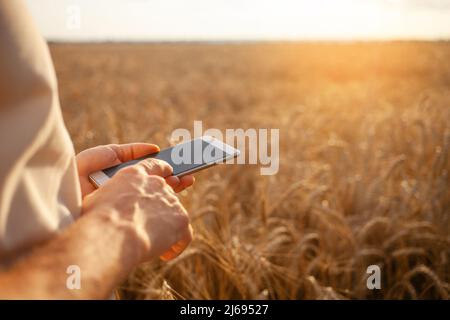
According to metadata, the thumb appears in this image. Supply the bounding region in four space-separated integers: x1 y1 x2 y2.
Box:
76 143 160 175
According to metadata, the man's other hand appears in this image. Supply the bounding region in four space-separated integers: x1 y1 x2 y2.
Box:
76 143 195 198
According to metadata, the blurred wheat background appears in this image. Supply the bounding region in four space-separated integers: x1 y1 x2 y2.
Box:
51 42 449 299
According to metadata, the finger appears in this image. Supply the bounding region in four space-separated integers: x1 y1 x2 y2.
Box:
160 225 194 261
165 176 181 190
138 158 173 178
172 175 195 193
76 146 120 175
109 143 160 163
180 175 195 189
159 247 178 261
76 143 159 175
79 179 96 199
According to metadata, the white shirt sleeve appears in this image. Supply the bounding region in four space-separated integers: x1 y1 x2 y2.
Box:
0 0 82 263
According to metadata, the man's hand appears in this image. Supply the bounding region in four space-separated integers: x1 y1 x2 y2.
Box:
76 143 195 198
81 156 193 261
77 143 195 261
0 155 193 298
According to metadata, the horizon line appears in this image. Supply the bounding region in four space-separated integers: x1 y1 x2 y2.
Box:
46 37 450 44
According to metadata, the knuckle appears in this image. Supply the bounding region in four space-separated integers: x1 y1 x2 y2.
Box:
151 158 166 166
137 159 152 170
153 159 173 174
136 159 152 173
141 158 172 176
163 183 176 195
143 157 159 167
119 165 140 176
148 175 165 187
165 192 178 203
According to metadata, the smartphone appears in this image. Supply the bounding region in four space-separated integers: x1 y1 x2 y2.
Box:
89 136 240 188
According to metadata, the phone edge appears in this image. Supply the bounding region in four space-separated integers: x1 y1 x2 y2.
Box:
88 138 240 187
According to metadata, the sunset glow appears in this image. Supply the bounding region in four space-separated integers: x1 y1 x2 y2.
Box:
26 0 450 41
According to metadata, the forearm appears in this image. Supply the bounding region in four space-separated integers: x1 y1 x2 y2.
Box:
0 210 144 299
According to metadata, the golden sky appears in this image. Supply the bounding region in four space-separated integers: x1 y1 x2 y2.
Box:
26 0 450 41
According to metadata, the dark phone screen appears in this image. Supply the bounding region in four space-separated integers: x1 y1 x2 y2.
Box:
103 139 233 178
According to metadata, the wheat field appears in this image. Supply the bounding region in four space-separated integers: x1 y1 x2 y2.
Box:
50 42 450 299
